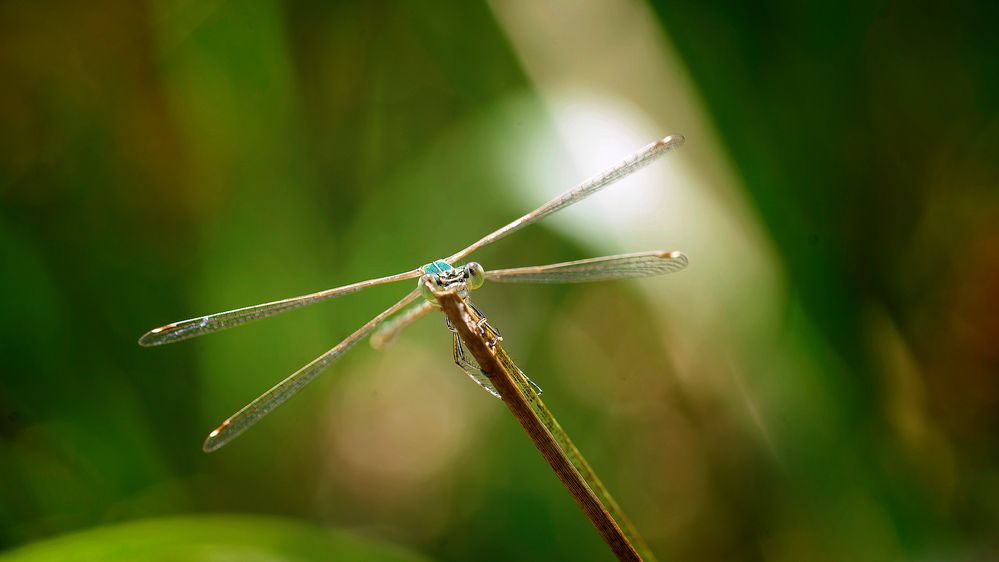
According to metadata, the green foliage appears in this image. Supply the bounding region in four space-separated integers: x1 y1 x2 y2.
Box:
1 0 996 560
0 515 431 562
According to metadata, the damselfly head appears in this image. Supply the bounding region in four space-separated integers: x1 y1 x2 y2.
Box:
418 260 485 303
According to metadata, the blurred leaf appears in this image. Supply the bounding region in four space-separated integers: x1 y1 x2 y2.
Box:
0 515 433 562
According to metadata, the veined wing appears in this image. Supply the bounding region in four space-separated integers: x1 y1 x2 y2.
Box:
448 299 545 398
446 135 684 264
370 300 435 349
451 331 502 398
139 269 421 346
202 289 421 452
487 250 688 284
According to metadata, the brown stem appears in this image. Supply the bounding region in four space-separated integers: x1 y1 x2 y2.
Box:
433 289 651 562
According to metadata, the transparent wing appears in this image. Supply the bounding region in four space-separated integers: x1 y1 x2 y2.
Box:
202 289 421 452
451 323 544 398
139 269 421 347
447 298 544 397
370 300 435 350
486 250 688 284
452 331 502 398
446 135 684 264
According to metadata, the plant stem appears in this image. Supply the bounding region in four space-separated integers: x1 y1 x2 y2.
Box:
433 289 654 562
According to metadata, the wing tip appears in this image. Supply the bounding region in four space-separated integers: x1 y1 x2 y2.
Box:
202 420 231 453
655 134 685 150
137 326 168 347
657 250 689 268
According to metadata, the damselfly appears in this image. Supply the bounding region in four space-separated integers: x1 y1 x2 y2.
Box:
140 135 689 452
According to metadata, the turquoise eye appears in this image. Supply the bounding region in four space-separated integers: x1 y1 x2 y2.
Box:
466 262 485 290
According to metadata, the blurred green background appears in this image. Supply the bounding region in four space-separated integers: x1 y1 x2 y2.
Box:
1 1 997 560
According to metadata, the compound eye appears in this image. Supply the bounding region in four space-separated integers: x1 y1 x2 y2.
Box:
418 274 437 302
465 262 485 290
